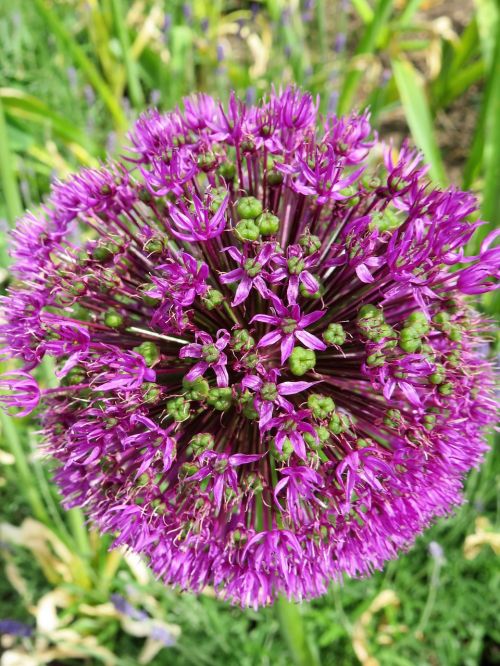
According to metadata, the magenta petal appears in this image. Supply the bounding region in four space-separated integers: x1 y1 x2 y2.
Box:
232 277 252 305
355 263 374 283
179 343 202 359
258 330 282 348
295 330 326 351
280 335 295 363
278 380 319 395
300 310 325 326
185 361 208 382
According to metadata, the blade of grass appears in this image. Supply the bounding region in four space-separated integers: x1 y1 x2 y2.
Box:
351 0 374 24
277 598 320 666
0 99 23 225
479 12 500 231
392 58 447 186
0 412 49 523
0 87 100 161
32 0 127 130
337 0 394 115
110 0 144 109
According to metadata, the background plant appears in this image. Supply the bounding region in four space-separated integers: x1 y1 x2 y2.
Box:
0 1 498 665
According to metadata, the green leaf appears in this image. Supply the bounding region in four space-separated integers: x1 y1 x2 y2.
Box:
32 0 127 131
392 58 447 186
338 0 394 114
277 597 320 666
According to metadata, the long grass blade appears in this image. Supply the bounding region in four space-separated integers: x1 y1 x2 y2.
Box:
392 58 447 186
110 0 144 109
0 99 23 225
32 0 127 130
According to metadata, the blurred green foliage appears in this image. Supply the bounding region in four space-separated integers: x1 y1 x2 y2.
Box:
0 1 498 665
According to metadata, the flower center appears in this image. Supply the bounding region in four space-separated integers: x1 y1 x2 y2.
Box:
282 317 298 334
202 344 220 363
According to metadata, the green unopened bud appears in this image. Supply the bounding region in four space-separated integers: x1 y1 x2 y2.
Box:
308 394 335 420
256 212 279 235
179 462 198 479
366 351 385 367
357 304 384 322
267 168 284 186
143 236 165 255
429 365 445 385
183 376 210 400
240 390 258 419
299 232 321 255
304 425 329 450
217 161 236 180
104 309 124 328
202 343 220 363
323 323 346 346
289 346 316 376
384 408 402 429
271 437 294 462
69 280 86 296
133 341 160 366
93 241 120 262
261 382 278 401
203 288 224 310
405 311 429 334
207 387 233 411
447 325 462 342
197 151 217 171
235 219 260 242
189 433 215 453
423 414 437 430
166 396 190 421
399 327 422 353
433 311 450 326
232 329 255 352
141 382 161 404
438 382 453 396
328 412 350 434
236 196 263 219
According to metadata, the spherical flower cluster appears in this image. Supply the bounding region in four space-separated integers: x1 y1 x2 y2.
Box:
1 87 497 607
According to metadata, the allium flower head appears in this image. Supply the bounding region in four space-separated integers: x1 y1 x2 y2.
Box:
1 87 497 608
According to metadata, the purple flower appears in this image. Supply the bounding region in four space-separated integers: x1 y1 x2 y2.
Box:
1 87 496 608
179 330 230 386
251 297 326 363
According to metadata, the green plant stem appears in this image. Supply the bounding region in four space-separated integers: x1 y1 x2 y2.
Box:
277 597 320 666
67 507 92 557
32 0 127 130
110 0 144 109
416 556 443 636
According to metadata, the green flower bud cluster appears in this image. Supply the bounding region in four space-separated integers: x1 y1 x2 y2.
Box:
368 206 403 233
61 365 87 387
183 377 210 400
298 232 321 255
383 408 403 429
141 382 162 404
328 411 350 435
166 396 191 422
357 305 396 345
232 329 255 352
217 160 236 181
203 288 225 310
187 433 215 456
143 236 166 255
104 308 124 328
288 346 317 376
206 387 233 411
271 437 294 462
133 341 160 366
304 426 330 450
239 390 259 419
308 394 335 420
93 239 122 262
209 187 228 213
399 310 430 353
234 195 280 240
323 323 346 346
